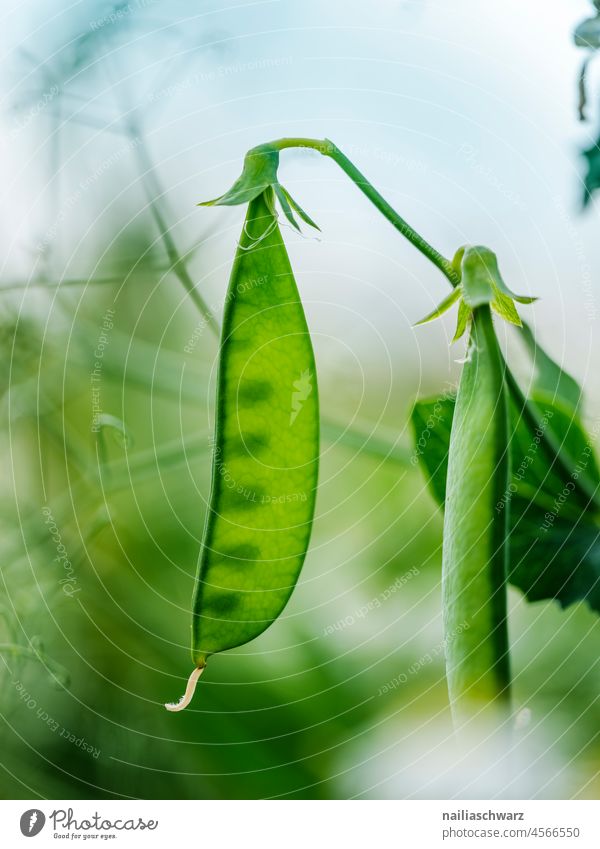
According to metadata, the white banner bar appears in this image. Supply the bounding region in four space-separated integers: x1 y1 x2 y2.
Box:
0 799 599 848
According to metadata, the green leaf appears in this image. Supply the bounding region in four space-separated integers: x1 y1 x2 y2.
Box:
414 286 462 327
199 144 280 207
519 321 582 415
274 183 300 231
413 246 536 339
279 185 320 231
506 370 600 513
411 380 600 613
512 294 537 305
413 390 599 519
582 135 600 207
460 246 500 307
191 188 319 668
460 245 536 309
491 289 522 327
492 267 537 305
509 517 600 611
541 398 600 487
199 144 319 232
453 300 471 341
410 395 454 504
574 14 600 49
506 399 595 525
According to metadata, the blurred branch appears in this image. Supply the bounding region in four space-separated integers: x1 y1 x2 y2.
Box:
0 640 70 686
126 121 220 334
578 57 590 121
321 419 410 465
0 276 132 293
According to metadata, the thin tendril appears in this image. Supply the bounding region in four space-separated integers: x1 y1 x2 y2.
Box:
279 219 322 242
238 216 279 251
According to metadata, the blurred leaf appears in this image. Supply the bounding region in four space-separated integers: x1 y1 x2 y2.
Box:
0 640 70 688
510 513 600 611
574 13 600 49
582 136 600 207
519 322 582 414
410 395 454 504
95 413 133 449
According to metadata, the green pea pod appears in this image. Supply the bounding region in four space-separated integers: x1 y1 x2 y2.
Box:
166 187 319 710
443 305 511 725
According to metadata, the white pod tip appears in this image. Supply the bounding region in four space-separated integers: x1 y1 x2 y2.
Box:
165 665 205 712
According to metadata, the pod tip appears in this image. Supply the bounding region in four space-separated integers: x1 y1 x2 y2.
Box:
165 665 205 712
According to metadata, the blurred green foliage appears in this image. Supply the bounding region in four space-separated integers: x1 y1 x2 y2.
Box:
1 1 600 801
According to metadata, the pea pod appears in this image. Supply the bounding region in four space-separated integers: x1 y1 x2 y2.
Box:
166 187 319 710
442 305 511 724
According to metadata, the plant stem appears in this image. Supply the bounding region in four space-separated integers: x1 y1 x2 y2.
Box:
267 137 460 287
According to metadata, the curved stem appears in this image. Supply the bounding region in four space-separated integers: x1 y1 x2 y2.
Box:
267 137 460 287
253 139 598 510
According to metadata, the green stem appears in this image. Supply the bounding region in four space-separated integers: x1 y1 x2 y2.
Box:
270 138 596 514
267 138 460 287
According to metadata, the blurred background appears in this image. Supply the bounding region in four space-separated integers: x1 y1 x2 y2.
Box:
1 0 600 800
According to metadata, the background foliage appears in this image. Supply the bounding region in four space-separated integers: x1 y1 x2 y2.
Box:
1 0 600 799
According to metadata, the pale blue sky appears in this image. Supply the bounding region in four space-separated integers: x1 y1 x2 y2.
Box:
1 0 598 410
